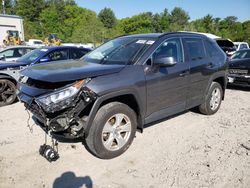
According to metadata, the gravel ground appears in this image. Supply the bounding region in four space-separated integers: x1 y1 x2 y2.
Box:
0 87 250 188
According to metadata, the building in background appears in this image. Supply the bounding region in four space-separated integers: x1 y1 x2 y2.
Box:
0 14 24 46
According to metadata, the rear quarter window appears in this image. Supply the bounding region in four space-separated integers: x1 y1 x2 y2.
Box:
205 39 222 57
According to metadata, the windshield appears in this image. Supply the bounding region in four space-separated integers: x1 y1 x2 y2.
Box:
231 50 250 59
16 48 48 64
83 37 155 65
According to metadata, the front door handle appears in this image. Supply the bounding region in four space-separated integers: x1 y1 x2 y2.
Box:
207 63 214 68
179 70 189 77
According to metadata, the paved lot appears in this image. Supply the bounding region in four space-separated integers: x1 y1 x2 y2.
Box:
0 87 250 188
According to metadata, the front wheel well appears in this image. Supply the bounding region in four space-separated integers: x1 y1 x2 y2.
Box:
99 94 142 130
100 94 140 117
0 76 17 85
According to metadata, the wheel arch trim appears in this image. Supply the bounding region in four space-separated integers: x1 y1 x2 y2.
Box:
0 73 17 84
205 73 227 100
84 89 145 137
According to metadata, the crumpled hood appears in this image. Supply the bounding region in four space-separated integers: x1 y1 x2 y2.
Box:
21 59 125 82
0 61 27 70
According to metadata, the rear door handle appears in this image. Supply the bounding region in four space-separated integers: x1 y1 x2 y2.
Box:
179 70 189 77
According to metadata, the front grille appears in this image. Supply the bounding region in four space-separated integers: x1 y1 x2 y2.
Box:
228 69 248 75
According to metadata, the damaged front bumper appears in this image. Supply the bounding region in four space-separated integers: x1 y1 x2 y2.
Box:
17 82 97 142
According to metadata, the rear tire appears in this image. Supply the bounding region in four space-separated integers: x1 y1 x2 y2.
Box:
199 82 223 115
85 102 137 159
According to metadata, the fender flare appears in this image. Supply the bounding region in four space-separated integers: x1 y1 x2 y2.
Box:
205 72 227 100
84 89 145 137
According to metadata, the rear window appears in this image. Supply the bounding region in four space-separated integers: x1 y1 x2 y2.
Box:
183 38 206 60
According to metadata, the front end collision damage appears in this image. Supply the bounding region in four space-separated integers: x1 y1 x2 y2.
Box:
19 79 98 141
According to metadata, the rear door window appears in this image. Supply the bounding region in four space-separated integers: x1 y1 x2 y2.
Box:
24 48 34 54
16 48 26 57
183 38 206 61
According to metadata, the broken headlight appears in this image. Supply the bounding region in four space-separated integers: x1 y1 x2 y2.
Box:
36 79 89 113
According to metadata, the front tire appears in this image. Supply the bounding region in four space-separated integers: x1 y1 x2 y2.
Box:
0 79 17 107
85 102 137 159
199 82 223 115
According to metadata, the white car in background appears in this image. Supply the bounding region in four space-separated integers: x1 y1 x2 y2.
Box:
0 46 36 61
61 43 95 49
26 39 45 47
233 42 249 51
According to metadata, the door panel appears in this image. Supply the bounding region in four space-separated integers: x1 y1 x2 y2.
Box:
182 37 213 108
145 38 189 120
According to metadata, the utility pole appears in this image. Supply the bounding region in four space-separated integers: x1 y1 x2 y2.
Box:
2 0 6 14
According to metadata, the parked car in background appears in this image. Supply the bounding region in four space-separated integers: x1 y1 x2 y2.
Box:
26 39 45 47
233 42 249 51
62 43 95 49
17 32 228 159
15 46 91 65
228 49 250 87
0 46 36 61
0 46 91 106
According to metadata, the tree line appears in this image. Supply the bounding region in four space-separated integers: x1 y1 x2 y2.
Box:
1 0 250 44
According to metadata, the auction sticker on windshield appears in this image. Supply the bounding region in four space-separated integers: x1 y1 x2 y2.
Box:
136 40 147 44
146 40 155 45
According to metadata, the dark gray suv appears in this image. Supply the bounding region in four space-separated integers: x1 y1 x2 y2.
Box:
17 32 228 159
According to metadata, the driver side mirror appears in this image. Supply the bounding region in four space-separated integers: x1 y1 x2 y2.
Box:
0 55 6 61
154 56 177 67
